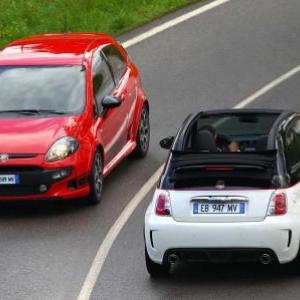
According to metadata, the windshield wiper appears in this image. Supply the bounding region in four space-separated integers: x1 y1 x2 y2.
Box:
0 109 66 115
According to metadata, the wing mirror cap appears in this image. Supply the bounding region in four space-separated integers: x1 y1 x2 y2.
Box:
160 136 174 149
102 95 122 109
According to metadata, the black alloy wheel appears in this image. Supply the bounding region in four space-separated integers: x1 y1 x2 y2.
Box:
132 105 150 158
87 149 103 204
286 245 300 276
145 245 170 277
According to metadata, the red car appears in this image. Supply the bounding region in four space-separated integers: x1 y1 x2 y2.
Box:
0 33 149 204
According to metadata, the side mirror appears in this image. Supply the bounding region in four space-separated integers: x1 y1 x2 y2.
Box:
160 136 174 150
102 95 122 109
101 95 122 117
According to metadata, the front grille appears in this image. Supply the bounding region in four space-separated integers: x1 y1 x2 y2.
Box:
0 166 42 172
0 186 42 197
0 166 72 197
2 153 38 159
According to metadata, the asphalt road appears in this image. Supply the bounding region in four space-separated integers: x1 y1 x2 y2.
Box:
1 0 300 299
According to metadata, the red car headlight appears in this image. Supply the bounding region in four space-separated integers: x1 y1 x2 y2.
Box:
45 137 79 162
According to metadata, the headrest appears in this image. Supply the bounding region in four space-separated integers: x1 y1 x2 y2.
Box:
194 130 218 152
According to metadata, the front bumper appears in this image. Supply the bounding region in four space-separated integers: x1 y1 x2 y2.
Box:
0 165 90 201
145 213 300 265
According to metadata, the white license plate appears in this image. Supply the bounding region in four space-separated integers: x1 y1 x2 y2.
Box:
193 202 245 214
0 174 20 185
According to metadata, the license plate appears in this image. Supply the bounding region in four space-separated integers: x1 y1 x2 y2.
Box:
193 202 245 214
0 174 20 185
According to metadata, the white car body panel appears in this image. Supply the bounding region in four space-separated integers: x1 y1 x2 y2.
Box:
169 189 273 222
144 109 300 275
145 184 300 265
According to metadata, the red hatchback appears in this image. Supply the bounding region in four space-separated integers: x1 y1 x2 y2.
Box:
0 33 149 204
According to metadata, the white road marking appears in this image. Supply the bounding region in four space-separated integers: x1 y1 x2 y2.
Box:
77 166 164 300
234 64 300 108
122 0 231 48
77 0 300 299
78 1 232 298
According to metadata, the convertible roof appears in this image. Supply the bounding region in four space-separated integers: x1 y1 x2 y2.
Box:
158 150 280 189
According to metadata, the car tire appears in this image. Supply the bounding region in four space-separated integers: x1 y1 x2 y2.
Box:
286 246 300 276
87 149 103 205
132 105 150 158
145 246 170 277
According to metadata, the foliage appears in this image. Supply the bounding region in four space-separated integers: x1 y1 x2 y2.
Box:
0 0 199 49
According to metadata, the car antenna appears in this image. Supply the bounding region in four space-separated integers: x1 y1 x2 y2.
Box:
61 12 68 35
80 38 98 72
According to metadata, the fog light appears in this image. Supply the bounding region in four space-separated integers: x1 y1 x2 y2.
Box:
52 169 71 180
39 185 48 193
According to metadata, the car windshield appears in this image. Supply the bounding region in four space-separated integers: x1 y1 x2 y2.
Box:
196 113 280 138
0 66 85 114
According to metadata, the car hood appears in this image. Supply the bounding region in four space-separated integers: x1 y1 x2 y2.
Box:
0 116 83 154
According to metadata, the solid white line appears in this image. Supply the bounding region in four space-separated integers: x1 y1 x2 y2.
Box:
234 64 300 108
78 2 231 299
77 1 300 299
122 0 231 48
77 165 164 300
77 62 300 300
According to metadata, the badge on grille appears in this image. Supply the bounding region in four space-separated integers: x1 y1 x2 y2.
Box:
0 154 9 163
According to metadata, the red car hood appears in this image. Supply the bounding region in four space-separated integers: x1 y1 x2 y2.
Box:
0 116 82 154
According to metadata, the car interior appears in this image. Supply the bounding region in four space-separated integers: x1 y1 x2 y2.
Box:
163 112 284 190
184 113 280 152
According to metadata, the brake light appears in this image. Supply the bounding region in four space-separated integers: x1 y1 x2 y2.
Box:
267 192 287 216
155 192 172 216
205 167 233 171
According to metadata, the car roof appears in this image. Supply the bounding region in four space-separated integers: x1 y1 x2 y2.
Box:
0 32 115 66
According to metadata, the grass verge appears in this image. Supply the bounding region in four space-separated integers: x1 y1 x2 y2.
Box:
0 0 200 48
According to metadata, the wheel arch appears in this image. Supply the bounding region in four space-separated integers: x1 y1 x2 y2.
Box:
87 142 104 172
132 98 149 140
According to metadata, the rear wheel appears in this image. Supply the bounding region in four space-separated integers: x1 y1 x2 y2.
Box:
145 246 170 277
87 149 103 205
286 247 300 276
132 105 150 158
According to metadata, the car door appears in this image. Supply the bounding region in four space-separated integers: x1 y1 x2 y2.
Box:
92 49 128 166
102 44 137 138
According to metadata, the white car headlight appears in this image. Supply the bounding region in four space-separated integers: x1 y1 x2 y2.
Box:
45 137 79 162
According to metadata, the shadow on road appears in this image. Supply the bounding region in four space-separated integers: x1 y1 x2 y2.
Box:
143 262 300 300
148 261 299 286
0 198 90 219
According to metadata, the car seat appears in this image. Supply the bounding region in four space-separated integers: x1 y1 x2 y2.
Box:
194 130 219 152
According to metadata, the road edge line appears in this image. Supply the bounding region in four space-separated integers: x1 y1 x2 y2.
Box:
234 64 300 108
122 0 231 48
77 165 164 300
76 2 300 300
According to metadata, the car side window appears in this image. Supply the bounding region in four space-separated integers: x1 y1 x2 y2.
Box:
92 51 115 112
285 118 300 180
102 45 126 83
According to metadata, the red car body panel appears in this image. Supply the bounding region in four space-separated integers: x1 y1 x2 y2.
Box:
0 33 148 201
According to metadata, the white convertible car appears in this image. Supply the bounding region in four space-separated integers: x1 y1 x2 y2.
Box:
144 109 300 277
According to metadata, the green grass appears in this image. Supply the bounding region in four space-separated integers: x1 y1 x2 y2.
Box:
0 0 200 49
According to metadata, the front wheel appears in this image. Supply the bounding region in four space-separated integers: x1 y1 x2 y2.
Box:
145 246 170 277
132 105 150 158
86 149 103 205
